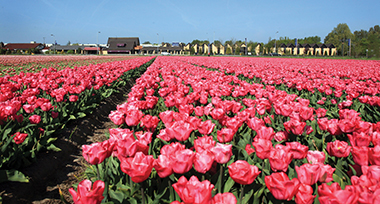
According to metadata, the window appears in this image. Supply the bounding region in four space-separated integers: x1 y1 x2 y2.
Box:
117 43 126 47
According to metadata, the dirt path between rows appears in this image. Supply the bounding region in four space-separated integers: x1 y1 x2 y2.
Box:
0 83 134 204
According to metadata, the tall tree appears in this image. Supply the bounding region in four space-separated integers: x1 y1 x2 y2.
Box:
368 27 380 57
324 23 354 55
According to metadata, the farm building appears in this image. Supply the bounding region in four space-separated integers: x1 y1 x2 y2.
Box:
106 37 140 54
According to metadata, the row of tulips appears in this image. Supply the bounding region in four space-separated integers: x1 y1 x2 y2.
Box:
0 56 154 182
0 55 142 76
177 56 380 112
73 56 380 204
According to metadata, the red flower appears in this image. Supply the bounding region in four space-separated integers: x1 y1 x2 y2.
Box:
153 154 173 178
82 140 114 165
109 110 125 126
245 144 255 155
40 102 53 111
317 182 341 197
252 138 273 160
265 172 300 201
295 184 316 204
210 143 232 164
172 176 214 204
194 106 204 117
296 163 321 185
306 150 326 164
210 108 225 120
351 146 369 166
125 109 143 126
69 95 78 102
115 134 149 158
317 117 329 131
274 131 289 142
69 179 105 204
269 144 293 172
51 111 59 119
23 104 35 114
212 193 237 204
286 142 308 160
140 114 159 132
159 110 175 126
13 132 28 144
299 106 314 121
326 119 343 136
119 152 154 183
194 149 215 174
172 149 195 174
246 117 265 131
194 135 216 153
228 160 261 185
318 185 358 204
326 140 351 158
318 164 335 183
197 120 215 135
29 114 41 124
315 108 327 118
347 132 371 147
283 119 306 135
216 128 235 143
166 120 193 141
256 126 275 140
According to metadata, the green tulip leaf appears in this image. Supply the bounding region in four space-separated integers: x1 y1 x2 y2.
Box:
223 176 235 193
0 169 29 183
253 185 266 204
243 187 255 204
109 189 125 204
47 144 61 152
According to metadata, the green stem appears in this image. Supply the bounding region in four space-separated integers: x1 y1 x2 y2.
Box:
218 164 223 193
169 179 174 201
141 186 145 204
130 176 134 193
96 164 100 180
239 184 245 204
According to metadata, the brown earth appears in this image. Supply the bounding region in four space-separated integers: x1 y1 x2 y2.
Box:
0 83 134 204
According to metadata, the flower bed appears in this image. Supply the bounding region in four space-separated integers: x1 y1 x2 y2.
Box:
0 56 154 182
75 56 380 204
0 55 143 76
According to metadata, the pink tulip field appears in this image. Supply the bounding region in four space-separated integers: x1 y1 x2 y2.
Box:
3 55 380 203
0 55 154 183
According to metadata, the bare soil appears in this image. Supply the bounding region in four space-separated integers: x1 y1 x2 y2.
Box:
0 83 133 204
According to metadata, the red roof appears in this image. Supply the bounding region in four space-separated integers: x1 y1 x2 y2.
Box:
84 47 100 51
4 43 43 50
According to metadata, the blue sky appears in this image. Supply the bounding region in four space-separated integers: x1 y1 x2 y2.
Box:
1 0 379 45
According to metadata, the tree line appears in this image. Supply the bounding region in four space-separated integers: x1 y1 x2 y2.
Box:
186 23 380 57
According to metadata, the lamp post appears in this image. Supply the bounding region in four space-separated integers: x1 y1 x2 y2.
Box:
341 39 345 57
274 31 279 54
51 34 55 54
97 31 101 55
156 33 159 55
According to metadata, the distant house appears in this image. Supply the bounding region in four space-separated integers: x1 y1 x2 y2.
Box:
106 37 140 54
49 45 86 54
4 42 44 53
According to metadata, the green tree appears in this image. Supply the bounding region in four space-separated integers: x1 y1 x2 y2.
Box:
213 40 222 46
191 39 209 45
324 23 354 56
226 47 232 55
190 47 195 55
142 41 151 44
66 41 71 46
